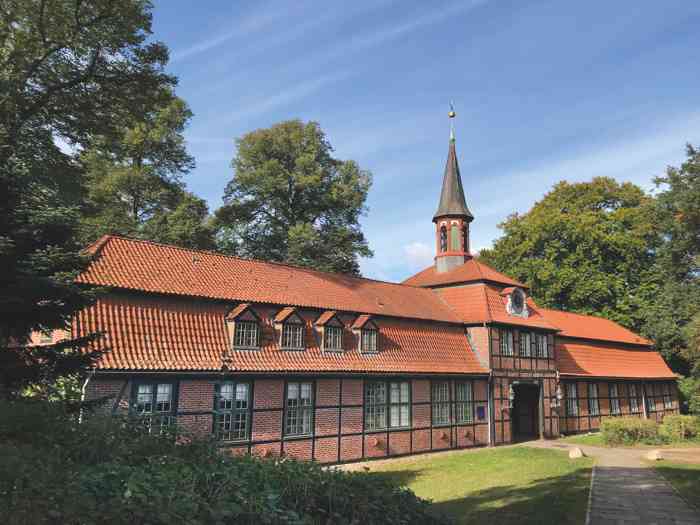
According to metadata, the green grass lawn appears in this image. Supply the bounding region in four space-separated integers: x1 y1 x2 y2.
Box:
654 462 700 509
367 447 593 525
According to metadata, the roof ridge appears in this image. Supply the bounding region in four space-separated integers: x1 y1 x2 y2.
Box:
98 234 427 291
541 307 618 322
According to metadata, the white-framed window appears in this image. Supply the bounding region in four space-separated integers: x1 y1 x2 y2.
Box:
565 383 578 416
324 325 343 351
432 381 450 425
644 385 655 414
389 382 410 428
285 382 313 436
365 381 410 430
455 381 474 424
361 327 378 353
588 383 600 416
499 329 514 356
609 383 621 415
215 382 250 441
233 320 259 348
133 382 174 434
535 333 549 358
519 332 532 357
628 383 640 413
281 320 304 350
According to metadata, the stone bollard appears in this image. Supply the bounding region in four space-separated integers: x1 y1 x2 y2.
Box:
646 449 663 461
569 447 585 459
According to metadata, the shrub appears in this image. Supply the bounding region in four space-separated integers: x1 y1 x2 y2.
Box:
0 400 445 524
660 415 700 441
600 417 665 446
678 376 700 415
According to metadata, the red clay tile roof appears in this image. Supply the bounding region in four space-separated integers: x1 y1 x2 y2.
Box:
79 236 462 324
273 306 297 323
556 338 675 379
351 314 372 329
226 303 251 320
434 284 558 330
74 293 487 375
315 311 339 326
540 308 652 346
402 258 526 288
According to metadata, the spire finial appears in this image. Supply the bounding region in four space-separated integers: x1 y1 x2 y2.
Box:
448 101 456 141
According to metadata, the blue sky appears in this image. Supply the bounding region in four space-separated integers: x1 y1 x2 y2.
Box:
152 0 700 282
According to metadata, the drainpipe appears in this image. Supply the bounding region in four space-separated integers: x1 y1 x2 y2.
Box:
487 372 493 446
641 382 648 419
78 371 94 424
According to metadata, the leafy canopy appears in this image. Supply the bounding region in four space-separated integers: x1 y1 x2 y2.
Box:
479 177 657 327
0 0 177 395
216 120 373 275
79 92 215 249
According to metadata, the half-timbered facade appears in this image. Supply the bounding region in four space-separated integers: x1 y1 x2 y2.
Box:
38 125 678 463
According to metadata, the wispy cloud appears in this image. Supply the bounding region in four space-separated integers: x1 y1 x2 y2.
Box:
171 7 292 62
291 0 487 71
228 71 352 122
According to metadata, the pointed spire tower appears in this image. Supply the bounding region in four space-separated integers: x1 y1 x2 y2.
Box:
433 104 474 273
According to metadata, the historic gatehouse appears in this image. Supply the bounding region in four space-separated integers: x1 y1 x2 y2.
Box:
44 122 678 463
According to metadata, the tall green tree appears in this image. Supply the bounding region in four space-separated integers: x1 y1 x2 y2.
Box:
643 144 700 375
79 93 215 249
0 0 176 395
215 120 373 275
479 177 658 329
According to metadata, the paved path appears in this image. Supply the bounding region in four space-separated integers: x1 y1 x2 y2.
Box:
529 441 700 525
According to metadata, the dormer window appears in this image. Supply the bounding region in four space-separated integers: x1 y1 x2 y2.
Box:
324 326 343 351
352 315 380 354
234 320 259 348
361 327 378 353
316 310 344 352
281 319 304 350
226 303 261 350
504 287 529 318
275 307 306 351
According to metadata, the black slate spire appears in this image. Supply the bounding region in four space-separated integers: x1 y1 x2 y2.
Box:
433 128 473 222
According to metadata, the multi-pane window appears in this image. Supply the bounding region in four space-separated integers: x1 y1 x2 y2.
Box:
365 381 387 431
234 320 259 348
565 383 578 416
519 332 532 357
215 382 250 441
499 329 514 356
134 382 174 434
432 381 450 425
644 385 655 414
285 382 313 436
365 381 410 430
455 381 474 424
281 321 304 350
628 383 640 413
663 383 673 409
361 328 378 353
389 382 410 428
323 325 343 351
535 334 549 358
609 383 621 415
588 383 600 416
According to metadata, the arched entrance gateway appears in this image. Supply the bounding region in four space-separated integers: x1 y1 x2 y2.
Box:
511 381 543 442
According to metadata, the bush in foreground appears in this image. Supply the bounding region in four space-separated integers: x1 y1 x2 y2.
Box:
659 415 700 441
600 417 664 446
0 400 445 524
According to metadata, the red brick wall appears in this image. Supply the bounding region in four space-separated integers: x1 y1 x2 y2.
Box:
559 379 679 434
85 374 491 464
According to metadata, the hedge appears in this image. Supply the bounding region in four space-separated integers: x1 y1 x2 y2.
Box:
0 400 446 524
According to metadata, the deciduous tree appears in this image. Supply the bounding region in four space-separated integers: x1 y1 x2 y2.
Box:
215 120 373 275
